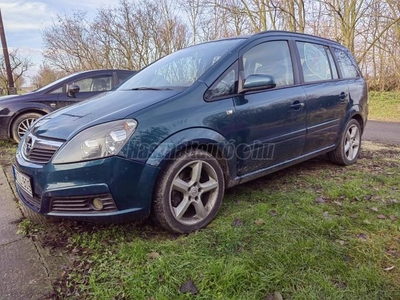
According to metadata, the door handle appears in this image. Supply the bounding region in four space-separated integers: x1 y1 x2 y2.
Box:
290 101 305 110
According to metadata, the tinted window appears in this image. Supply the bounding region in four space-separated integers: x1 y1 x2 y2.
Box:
117 72 134 85
325 49 339 79
327 49 339 79
297 42 333 82
333 48 359 78
68 76 112 92
243 41 294 87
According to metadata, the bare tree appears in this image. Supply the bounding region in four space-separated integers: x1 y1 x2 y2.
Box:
363 0 400 90
178 0 204 43
269 0 306 32
43 0 189 72
0 49 33 93
30 64 66 89
43 11 100 72
40 0 400 91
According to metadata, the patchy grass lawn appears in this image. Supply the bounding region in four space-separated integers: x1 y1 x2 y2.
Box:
13 141 399 300
369 91 400 122
0 139 16 166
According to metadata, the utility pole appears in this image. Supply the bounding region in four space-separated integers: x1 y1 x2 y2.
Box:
0 8 17 95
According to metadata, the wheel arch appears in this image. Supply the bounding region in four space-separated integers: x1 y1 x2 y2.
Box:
145 128 237 188
343 104 366 135
351 113 364 134
9 109 48 138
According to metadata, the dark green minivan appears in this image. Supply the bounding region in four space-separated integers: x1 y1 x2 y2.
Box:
14 31 368 233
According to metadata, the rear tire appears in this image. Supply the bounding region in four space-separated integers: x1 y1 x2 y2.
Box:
328 119 361 166
11 112 42 143
152 149 225 234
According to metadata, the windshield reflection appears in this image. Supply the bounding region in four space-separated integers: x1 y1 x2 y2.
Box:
118 39 244 90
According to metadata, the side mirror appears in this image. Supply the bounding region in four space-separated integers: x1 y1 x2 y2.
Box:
68 84 80 97
240 74 276 93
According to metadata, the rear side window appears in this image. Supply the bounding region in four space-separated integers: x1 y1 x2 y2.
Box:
297 42 334 82
327 49 339 79
333 48 359 78
242 41 294 87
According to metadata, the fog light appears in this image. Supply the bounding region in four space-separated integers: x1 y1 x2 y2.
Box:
92 198 104 210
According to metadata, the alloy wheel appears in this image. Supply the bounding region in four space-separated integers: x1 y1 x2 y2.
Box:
17 117 37 139
344 124 361 161
169 160 219 226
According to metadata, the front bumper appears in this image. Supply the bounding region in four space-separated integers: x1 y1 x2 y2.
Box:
13 150 160 222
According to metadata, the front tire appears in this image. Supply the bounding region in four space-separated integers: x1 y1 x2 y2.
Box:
152 149 225 233
11 112 42 143
329 119 362 166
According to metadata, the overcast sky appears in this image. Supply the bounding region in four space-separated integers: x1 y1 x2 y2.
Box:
0 0 118 81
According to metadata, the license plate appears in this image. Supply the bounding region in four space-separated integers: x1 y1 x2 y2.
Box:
14 169 33 198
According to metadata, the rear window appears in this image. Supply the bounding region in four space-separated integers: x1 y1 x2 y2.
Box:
333 48 359 79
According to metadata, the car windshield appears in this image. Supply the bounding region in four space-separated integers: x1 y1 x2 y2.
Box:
118 39 244 90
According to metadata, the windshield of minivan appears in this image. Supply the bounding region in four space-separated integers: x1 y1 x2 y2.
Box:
118 39 244 91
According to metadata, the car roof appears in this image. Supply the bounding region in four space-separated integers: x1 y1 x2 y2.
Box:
255 30 342 46
72 69 135 75
197 30 343 49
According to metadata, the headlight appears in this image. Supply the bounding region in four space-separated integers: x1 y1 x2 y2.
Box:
53 119 137 164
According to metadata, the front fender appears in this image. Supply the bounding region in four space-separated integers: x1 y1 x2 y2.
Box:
8 101 54 117
145 127 237 182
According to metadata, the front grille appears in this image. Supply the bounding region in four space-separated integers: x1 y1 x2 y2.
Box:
18 187 41 211
50 194 118 213
27 148 57 162
22 134 63 163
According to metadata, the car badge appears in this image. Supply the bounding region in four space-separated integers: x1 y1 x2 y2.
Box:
24 135 35 156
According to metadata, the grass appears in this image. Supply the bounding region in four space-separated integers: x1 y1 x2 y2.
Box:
12 141 399 300
0 139 17 166
368 91 400 122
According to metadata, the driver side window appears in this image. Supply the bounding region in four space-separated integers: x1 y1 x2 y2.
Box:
242 41 294 87
67 76 112 93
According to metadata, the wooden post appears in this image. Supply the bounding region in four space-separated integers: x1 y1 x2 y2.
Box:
0 8 17 95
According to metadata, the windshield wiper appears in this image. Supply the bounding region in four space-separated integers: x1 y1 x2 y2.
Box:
131 87 173 91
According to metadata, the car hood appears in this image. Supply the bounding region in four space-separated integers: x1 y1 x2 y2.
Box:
0 93 37 104
0 95 19 102
30 90 182 140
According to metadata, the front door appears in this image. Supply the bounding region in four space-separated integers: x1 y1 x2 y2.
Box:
57 74 113 109
234 40 307 175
